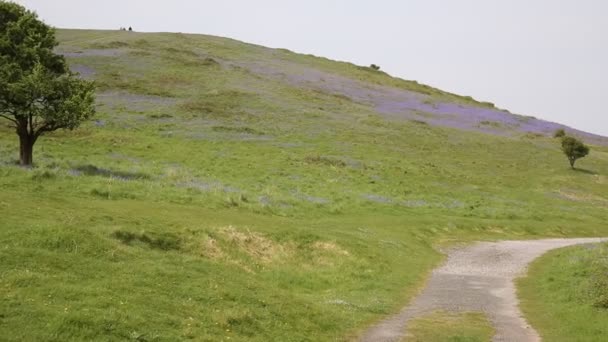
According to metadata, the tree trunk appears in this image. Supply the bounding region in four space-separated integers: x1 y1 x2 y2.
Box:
569 157 575 169
19 134 35 167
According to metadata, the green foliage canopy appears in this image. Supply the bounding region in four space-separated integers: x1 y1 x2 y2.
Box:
0 1 95 166
561 136 590 169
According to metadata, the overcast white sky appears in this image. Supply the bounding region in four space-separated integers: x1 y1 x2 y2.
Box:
14 0 608 136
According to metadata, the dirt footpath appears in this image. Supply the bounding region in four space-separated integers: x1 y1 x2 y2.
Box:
359 238 607 342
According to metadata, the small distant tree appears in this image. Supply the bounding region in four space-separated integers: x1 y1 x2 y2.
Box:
0 1 95 166
561 136 590 169
553 128 566 138
370 64 381 71
128 26 132 32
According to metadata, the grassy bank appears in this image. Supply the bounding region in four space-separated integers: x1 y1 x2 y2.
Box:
518 243 608 342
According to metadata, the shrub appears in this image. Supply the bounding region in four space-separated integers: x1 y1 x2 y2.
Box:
370 64 381 71
31 169 57 180
554 129 566 138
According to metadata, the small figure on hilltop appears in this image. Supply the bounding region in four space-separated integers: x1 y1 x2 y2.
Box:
560 135 590 169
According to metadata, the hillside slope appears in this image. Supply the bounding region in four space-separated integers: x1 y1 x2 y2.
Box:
0 29 607 341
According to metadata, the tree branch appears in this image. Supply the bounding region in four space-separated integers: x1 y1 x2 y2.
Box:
0 113 18 125
34 122 59 138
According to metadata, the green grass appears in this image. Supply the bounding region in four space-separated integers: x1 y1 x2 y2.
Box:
0 28 607 340
405 311 494 342
517 243 608 342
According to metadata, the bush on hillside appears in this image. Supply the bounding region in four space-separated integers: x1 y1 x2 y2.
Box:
554 129 566 138
561 136 590 169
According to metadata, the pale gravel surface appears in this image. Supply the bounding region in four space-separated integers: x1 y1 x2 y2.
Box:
359 238 607 342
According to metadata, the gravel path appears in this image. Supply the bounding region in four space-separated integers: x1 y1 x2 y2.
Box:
359 238 607 342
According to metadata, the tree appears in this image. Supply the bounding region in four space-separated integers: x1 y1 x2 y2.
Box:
370 64 381 71
0 1 95 166
561 136 590 169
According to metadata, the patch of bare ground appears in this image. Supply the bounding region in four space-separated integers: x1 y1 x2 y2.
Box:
196 226 350 273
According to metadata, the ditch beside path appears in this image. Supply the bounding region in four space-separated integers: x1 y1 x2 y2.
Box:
359 238 607 342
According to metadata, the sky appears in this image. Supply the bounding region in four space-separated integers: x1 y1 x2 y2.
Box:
14 0 608 136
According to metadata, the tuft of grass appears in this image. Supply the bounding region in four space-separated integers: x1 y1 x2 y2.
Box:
479 120 502 128
73 164 150 180
112 230 181 251
201 57 220 66
517 243 608 342
405 311 495 342
148 113 173 119
89 41 129 49
212 126 264 135
304 155 347 168
90 188 111 199
411 119 429 126
179 90 255 118
31 169 57 180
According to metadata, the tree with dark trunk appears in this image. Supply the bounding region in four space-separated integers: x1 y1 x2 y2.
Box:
561 136 590 169
0 1 95 166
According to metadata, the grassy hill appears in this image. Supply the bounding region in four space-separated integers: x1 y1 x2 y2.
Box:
0 29 607 341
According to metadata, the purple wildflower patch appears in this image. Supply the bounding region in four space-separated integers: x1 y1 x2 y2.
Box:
240 59 608 144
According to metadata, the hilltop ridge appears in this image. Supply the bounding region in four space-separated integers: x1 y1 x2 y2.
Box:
57 29 606 144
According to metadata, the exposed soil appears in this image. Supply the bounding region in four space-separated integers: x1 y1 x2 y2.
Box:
359 238 607 342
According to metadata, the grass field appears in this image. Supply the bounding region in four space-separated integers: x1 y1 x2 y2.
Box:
0 29 607 341
518 243 608 342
